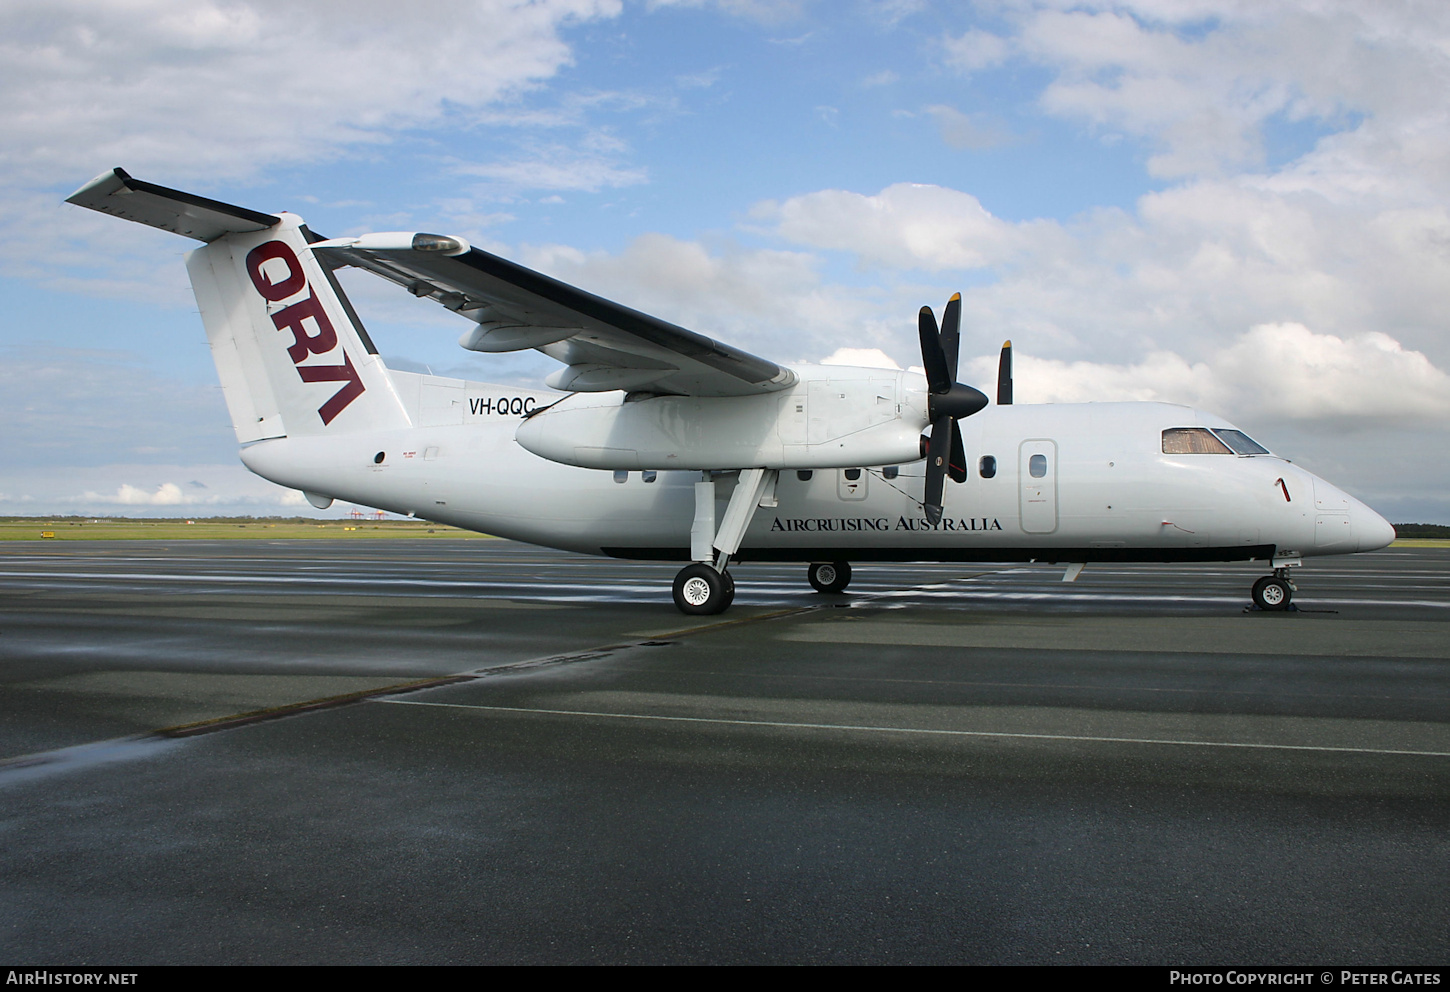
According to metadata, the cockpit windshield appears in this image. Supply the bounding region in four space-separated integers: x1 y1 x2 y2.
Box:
1162 428 1231 454
1212 429 1270 455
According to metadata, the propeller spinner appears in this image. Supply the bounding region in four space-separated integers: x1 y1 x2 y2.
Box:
918 294 988 524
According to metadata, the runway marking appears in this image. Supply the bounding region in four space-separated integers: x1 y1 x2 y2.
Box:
373 699 1450 758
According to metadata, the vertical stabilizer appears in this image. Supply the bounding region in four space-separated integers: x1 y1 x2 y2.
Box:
187 215 410 441
66 169 410 442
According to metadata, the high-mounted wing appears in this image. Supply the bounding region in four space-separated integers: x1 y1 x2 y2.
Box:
313 238 796 397
68 169 794 399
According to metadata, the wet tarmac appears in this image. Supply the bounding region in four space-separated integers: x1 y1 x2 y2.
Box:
1 540 1447 964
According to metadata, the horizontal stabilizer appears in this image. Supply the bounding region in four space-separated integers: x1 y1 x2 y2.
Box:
66 168 278 242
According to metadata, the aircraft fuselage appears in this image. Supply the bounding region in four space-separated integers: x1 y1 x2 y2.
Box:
238 377 1391 566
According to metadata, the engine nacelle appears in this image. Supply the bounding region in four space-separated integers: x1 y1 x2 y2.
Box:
515 364 931 471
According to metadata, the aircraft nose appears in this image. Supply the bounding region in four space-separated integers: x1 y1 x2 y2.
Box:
1356 505 1397 552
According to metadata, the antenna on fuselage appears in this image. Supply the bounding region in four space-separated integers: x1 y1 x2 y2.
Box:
997 340 1013 405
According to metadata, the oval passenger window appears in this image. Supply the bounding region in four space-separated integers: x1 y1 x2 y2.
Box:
1029 454 1047 478
979 455 996 479
844 468 861 481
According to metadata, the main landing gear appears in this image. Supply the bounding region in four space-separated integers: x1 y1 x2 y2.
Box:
807 561 852 594
671 468 777 616
672 563 736 615
1251 568 1296 611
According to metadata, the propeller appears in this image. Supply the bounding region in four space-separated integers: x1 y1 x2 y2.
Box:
918 293 988 524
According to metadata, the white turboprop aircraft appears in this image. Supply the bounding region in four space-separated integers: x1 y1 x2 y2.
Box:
67 169 1396 615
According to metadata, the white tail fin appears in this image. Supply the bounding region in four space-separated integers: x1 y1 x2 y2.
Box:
66 169 410 442
187 216 410 441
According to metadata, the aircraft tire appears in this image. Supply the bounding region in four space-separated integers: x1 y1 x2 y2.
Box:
1251 575 1292 611
673 563 730 615
808 561 852 594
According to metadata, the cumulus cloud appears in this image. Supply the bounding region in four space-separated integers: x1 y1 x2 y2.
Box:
114 483 187 506
515 232 869 358
975 1 1450 188
821 348 901 369
758 183 1046 271
958 323 1450 430
0 0 625 290
0 0 622 187
942 27 1010 75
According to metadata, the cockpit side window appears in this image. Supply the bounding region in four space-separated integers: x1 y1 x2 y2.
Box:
1162 428 1232 454
1212 429 1270 455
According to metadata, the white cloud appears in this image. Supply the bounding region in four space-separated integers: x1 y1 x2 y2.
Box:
960 323 1450 430
114 483 187 506
0 0 623 187
821 348 901 369
758 183 1044 271
982 2 1450 186
515 232 865 359
454 143 649 192
0 462 316 517
942 28 1010 74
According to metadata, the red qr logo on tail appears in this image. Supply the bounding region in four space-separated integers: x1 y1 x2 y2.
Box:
245 240 365 425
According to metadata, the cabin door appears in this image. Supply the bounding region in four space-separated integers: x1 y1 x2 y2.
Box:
1019 439 1058 534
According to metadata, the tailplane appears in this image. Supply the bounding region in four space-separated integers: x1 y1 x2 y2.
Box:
67 169 410 442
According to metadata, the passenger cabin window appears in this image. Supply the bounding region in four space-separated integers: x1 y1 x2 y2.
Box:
882 466 899 480
1162 428 1232 454
979 455 997 479
612 470 629 483
642 470 658 483
1029 453 1047 478
797 470 813 481
844 468 862 481
1212 429 1270 455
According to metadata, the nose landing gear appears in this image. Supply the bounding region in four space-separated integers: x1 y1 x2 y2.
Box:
1251 568 1296 611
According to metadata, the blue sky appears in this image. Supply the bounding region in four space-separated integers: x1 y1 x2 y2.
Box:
2 0 1448 521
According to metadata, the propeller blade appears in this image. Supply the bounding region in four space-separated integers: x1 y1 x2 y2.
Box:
923 416 952 524
940 293 962 380
917 306 952 394
948 419 967 484
997 339 1013 405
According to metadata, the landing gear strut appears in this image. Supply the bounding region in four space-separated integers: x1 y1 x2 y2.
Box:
1251 568 1296 611
671 468 775 615
808 561 852 594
